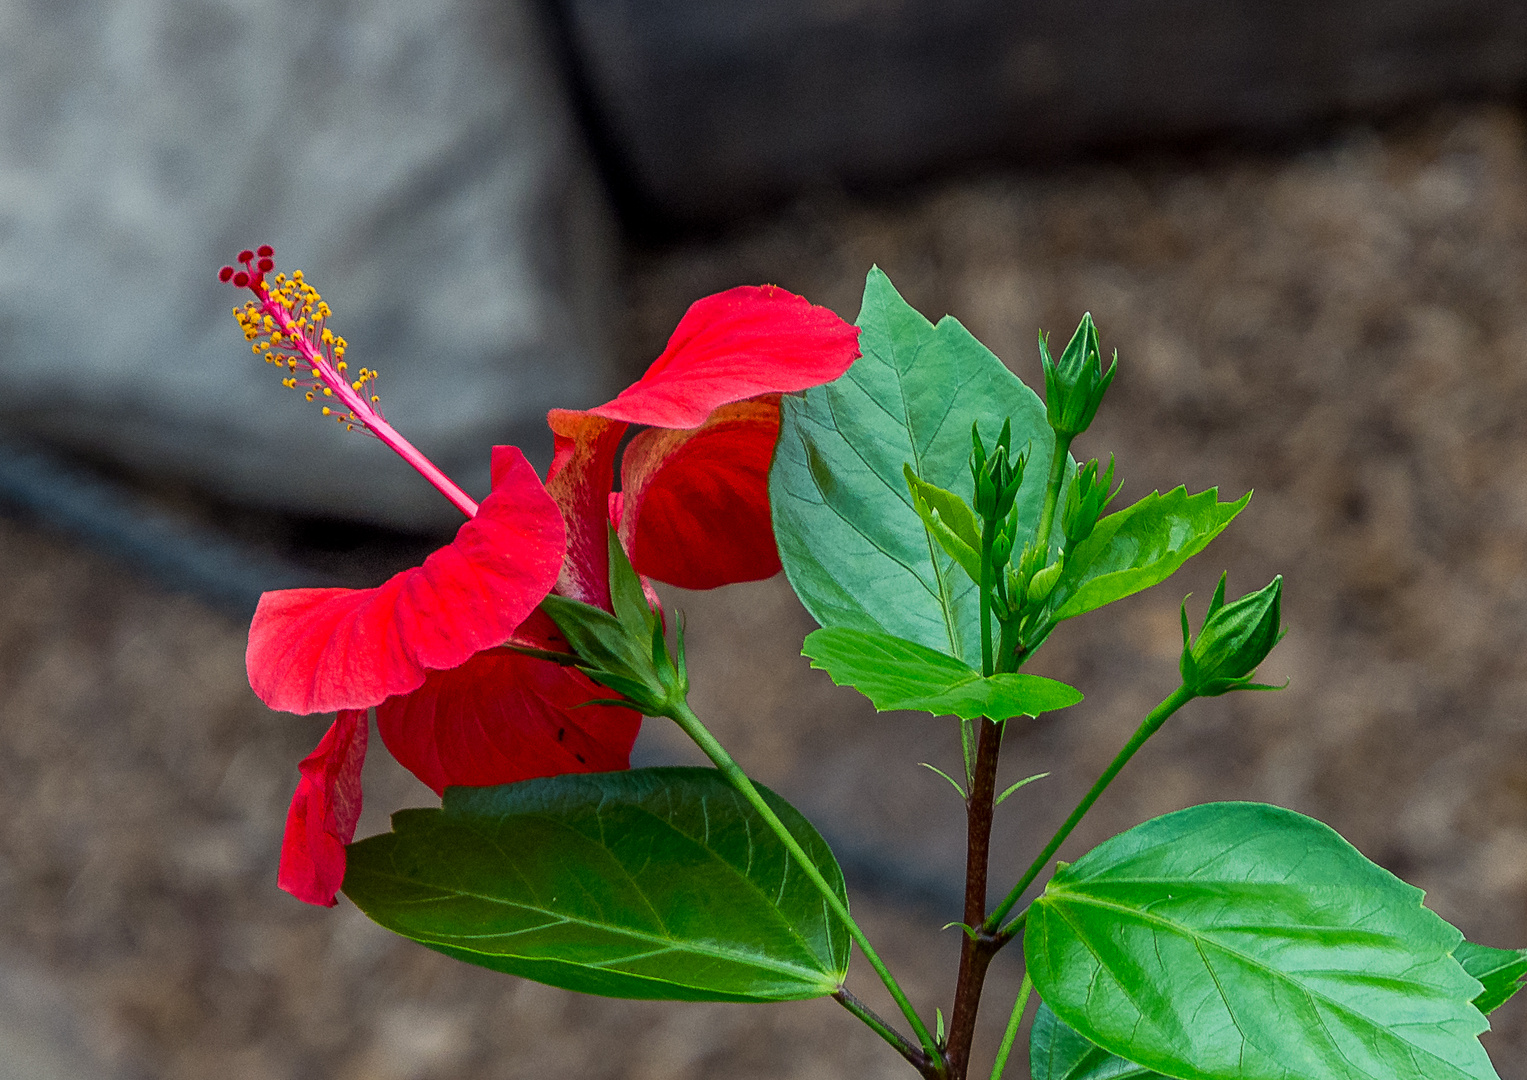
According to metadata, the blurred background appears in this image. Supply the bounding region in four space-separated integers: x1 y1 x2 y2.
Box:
4 0 1527 1077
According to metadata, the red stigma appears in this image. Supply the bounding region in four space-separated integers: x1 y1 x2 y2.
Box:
257 244 274 258
232 271 250 288
237 249 255 263
218 266 235 283
257 257 275 273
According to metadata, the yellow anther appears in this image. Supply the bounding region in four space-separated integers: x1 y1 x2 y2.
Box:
321 329 334 345
305 392 314 401
292 270 303 281
322 387 333 396
252 343 261 354
352 381 362 391
322 406 331 415
336 360 346 372
370 395 380 403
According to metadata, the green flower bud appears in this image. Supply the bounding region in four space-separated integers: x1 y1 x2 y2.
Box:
1063 454 1120 550
1040 313 1117 438
1179 574 1286 696
969 420 1027 523
1026 553 1065 605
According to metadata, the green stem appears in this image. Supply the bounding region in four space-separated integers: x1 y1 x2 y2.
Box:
988 973 1033 1080
1032 431 1074 561
980 525 996 678
985 684 1197 934
669 700 945 1071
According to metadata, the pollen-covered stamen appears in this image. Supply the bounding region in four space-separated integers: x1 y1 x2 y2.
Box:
219 246 480 518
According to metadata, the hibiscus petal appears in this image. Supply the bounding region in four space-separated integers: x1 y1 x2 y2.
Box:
247 446 564 715
618 397 783 589
278 708 368 907
589 286 860 429
376 614 641 795
545 409 626 610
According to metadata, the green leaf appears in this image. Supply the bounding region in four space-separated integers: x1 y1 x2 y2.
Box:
1031 1002 1161 1080
1455 940 1527 1015
772 267 1062 666
343 767 850 1002
1046 487 1250 622
904 465 983 585
802 626 1081 720
1025 802 1497 1080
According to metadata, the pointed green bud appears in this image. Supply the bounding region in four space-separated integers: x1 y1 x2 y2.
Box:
991 529 1014 572
1063 454 1120 550
1179 574 1286 696
1039 313 1117 438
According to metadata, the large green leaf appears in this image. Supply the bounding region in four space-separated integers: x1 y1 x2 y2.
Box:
1045 487 1250 623
1031 1002 1161 1080
771 267 1062 666
343 768 849 1002
1025 802 1497 1080
802 626 1081 720
1455 940 1527 1015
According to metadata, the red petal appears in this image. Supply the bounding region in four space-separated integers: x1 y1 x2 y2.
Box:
377 613 640 795
247 446 564 714
619 397 782 589
278 709 368 907
589 286 860 429
544 409 626 610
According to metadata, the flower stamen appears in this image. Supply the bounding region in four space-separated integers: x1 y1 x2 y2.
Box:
220 246 479 518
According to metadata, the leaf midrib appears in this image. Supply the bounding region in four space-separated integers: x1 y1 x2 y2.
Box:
358 861 837 985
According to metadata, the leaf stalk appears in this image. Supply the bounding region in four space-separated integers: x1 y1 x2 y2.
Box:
667 700 947 1074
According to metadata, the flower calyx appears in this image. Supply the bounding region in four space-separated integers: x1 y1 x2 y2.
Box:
1179 573 1286 697
1040 313 1117 439
539 528 689 717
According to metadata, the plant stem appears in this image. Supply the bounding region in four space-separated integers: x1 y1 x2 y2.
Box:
1032 431 1074 562
988 973 1033 1080
945 716 1004 1077
985 684 1198 936
834 987 937 1076
668 700 946 1073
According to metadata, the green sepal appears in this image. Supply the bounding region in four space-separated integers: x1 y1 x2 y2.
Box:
540 528 686 715
803 625 1082 720
1025 801 1499 1080
905 463 982 585
1044 487 1251 624
343 768 850 1002
1455 940 1527 1015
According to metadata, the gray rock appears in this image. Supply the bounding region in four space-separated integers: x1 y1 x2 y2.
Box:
560 0 1527 225
0 0 616 530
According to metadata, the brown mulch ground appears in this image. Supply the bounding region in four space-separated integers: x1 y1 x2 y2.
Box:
5 104 1527 1078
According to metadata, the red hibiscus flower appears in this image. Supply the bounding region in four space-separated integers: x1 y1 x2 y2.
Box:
223 249 859 906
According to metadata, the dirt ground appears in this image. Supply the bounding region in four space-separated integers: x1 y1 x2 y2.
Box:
5 104 1527 1078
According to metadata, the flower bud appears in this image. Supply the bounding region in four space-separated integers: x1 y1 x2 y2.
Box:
1063 454 1119 550
1040 313 1117 438
1179 574 1285 696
